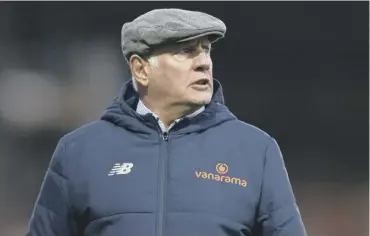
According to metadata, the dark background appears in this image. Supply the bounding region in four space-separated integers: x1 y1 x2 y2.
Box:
0 2 368 235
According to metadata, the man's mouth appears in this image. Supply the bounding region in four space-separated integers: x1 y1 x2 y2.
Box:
193 78 209 85
191 79 211 91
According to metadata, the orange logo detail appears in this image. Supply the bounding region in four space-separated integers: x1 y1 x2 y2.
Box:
195 163 248 187
216 163 228 175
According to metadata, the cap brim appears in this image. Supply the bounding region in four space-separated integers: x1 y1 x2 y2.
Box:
177 31 225 43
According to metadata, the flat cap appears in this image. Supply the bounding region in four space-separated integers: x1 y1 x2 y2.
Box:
121 8 227 60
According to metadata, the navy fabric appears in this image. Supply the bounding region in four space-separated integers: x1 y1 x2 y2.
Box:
26 79 306 236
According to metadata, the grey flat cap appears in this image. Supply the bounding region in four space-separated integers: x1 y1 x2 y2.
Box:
121 8 227 60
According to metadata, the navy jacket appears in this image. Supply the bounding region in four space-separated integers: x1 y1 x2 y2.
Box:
26 80 306 236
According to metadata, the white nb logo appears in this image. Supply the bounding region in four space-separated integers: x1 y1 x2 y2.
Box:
108 163 133 176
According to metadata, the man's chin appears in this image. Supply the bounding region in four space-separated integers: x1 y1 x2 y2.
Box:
190 96 212 106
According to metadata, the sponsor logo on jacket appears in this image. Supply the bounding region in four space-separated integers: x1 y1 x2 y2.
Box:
195 163 248 187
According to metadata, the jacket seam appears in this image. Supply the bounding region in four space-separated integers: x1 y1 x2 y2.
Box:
37 203 61 236
53 138 75 219
256 136 273 222
86 212 154 227
258 138 272 200
258 201 296 221
258 137 297 221
37 202 61 217
49 164 69 181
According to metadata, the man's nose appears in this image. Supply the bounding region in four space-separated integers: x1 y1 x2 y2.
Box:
194 50 212 72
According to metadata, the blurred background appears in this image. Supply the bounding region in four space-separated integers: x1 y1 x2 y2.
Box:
0 2 368 236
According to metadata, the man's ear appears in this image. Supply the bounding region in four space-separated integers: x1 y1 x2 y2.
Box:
129 54 150 88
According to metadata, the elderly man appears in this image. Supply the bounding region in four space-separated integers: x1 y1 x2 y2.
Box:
26 8 306 236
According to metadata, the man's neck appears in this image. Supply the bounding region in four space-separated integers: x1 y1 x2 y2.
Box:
139 98 203 129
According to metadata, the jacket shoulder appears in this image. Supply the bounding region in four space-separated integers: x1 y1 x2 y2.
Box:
51 120 114 171
233 119 272 138
59 120 114 145
223 119 274 148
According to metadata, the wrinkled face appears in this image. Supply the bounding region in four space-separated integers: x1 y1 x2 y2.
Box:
145 36 214 107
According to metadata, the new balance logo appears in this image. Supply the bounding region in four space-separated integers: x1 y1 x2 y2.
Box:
108 163 134 176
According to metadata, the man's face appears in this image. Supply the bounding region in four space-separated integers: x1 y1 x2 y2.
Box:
146 36 213 107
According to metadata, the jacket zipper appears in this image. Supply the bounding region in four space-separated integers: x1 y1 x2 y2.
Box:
157 130 169 236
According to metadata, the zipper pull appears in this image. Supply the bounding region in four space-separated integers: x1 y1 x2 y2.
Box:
162 132 169 141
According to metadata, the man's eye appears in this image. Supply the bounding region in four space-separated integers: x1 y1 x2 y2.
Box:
203 46 211 53
177 45 212 55
180 47 195 53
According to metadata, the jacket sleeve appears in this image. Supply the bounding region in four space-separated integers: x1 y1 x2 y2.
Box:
257 138 306 236
26 139 76 236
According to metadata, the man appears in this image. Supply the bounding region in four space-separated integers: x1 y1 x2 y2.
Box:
26 8 306 236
